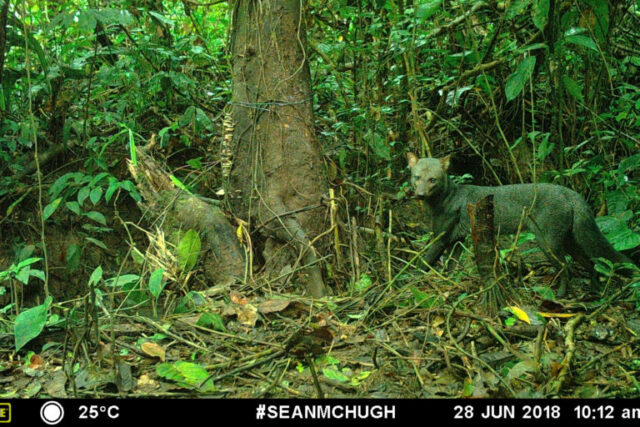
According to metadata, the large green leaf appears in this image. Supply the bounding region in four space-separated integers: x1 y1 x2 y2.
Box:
562 75 583 102
177 230 201 272
148 268 166 299
156 361 214 392
565 35 598 52
505 56 536 101
197 312 226 332
506 0 532 19
596 216 640 251
532 0 549 31
43 198 62 221
15 296 52 352
582 0 609 41
416 0 442 20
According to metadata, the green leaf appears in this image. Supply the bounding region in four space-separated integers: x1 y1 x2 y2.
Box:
322 367 349 383
410 287 439 308
104 274 139 288
174 291 206 314
596 216 640 251
148 11 174 25
177 230 201 273
506 0 532 19
16 257 42 270
84 211 106 225
96 9 135 26
532 0 549 31
532 286 555 300
561 75 583 102
90 187 103 206
352 273 372 292
416 0 441 20
505 56 536 101
564 35 598 52
148 269 166 299
583 0 609 40
15 268 32 284
89 172 110 187
43 198 62 221
88 266 103 287
29 269 45 282
66 201 81 215
14 296 52 352
594 258 614 275
85 237 108 250
197 312 226 332
129 129 137 166
49 172 83 199
169 175 191 194
78 186 91 207
105 178 120 202
66 244 82 273
120 180 141 201
156 361 214 392
179 106 214 134
78 10 98 32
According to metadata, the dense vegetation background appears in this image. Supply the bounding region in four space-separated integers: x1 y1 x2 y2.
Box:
1 0 640 398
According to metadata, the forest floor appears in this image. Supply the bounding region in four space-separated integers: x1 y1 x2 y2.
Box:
2 224 639 399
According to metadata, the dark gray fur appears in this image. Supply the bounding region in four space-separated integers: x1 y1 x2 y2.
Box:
407 154 634 283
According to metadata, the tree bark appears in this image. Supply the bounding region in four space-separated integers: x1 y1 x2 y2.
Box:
468 195 504 315
229 0 328 297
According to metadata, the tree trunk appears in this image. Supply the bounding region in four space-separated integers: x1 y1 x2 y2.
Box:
229 0 328 297
468 195 505 315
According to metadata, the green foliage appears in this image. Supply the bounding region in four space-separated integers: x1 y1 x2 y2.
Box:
0 257 44 286
409 286 440 308
14 296 52 352
350 273 372 293
148 268 166 300
177 229 201 273
1 1 639 398
196 312 226 332
156 361 214 392
505 56 536 101
175 291 206 314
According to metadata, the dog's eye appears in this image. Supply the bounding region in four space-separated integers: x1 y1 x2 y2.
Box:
413 176 420 181
429 178 437 183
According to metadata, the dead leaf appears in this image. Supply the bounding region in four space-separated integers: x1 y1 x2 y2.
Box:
136 374 160 393
178 314 201 326
141 342 166 361
222 304 237 317
203 285 226 297
116 360 134 392
30 354 44 369
237 303 258 327
230 290 248 305
258 299 290 314
44 370 67 398
285 326 334 357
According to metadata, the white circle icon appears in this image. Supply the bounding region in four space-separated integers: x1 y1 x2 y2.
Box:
40 401 64 425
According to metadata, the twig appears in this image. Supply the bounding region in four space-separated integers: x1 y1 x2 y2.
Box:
551 313 584 395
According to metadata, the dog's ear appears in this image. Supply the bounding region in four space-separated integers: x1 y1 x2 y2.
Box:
407 152 419 168
439 154 451 172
